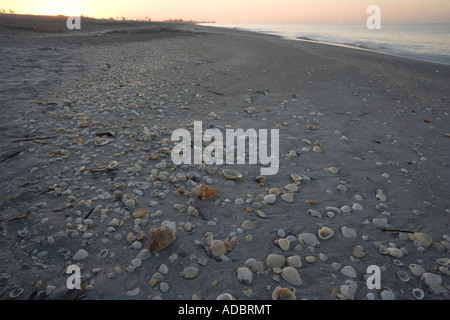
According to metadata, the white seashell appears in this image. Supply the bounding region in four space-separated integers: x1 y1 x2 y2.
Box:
437 258 450 266
373 217 388 227
290 174 302 182
245 258 264 273
351 245 366 258
387 247 404 258
380 289 395 300
352 203 363 211
280 193 294 203
216 293 235 300
412 288 424 300
281 267 303 286
73 249 89 260
325 206 341 214
318 226 334 240
307 209 322 218
263 194 277 205
297 233 318 247
340 226 357 239
286 255 302 268
272 286 296 300
420 272 442 286
236 267 253 285
413 232 433 247
328 166 339 174
265 253 286 268
277 238 290 251
221 169 242 180
340 265 357 278
409 264 426 277
255 210 267 219
397 270 410 282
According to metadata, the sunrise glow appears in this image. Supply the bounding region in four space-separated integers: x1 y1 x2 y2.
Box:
1 0 449 23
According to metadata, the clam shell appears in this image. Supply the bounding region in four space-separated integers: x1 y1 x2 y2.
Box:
265 253 286 268
413 232 433 247
409 264 426 277
9 288 24 299
387 247 404 258
437 258 450 266
272 286 296 300
290 174 302 182
318 226 334 240
297 233 318 247
216 293 235 300
210 240 227 257
281 266 303 286
397 270 410 282
221 169 242 180
236 267 253 285
148 225 176 253
412 288 424 300
94 138 111 146
380 289 395 300
340 226 357 239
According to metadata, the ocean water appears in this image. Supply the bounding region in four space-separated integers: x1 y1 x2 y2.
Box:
200 22 450 65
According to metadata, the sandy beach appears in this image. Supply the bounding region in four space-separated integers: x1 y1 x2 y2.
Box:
0 14 449 301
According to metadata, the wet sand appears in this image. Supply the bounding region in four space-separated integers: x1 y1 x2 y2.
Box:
0 14 449 301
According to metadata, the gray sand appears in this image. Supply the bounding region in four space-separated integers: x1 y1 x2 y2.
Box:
0 14 449 300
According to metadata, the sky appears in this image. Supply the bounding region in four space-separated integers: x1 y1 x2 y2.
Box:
1 0 449 23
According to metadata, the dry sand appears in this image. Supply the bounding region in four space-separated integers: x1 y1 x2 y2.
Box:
0 14 449 301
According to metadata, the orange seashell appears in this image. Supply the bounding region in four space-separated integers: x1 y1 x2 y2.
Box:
198 184 217 200
148 226 176 252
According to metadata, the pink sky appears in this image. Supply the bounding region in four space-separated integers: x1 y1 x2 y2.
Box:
2 0 450 23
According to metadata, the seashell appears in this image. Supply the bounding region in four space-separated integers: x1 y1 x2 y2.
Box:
209 240 227 257
378 245 389 255
265 253 286 268
420 272 442 286
181 266 199 279
193 184 217 200
397 270 410 282
412 288 424 300
351 245 366 258
307 209 322 219
290 174 302 182
94 138 111 146
133 208 147 219
281 267 302 286
236 267 253 285
9 288 24 299
73 249 89 260
99 248 109 258
409 264 426 277
272 286 296 300
264 194 277 204
148 225 176 253
380 289 395 300
340 265 357 278
373 217 388 227
339 280 358 300
340 226 357 239
255 210 267 219
312 146 323 153
413 232 433 247
245 258 264 273
437 258 450 266
276 238 290 251
108 160 118 169
281 193 294 203
286 255 302 268
328 166 339 174
297 233 318 247
255 175 266 187
216 293 235 300
221 169 242 180
318 226 334 240
387 247 404 258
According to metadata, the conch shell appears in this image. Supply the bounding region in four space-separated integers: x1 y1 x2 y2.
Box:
148 225 176 252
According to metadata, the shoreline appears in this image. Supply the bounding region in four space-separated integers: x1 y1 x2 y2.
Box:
0 14 449 301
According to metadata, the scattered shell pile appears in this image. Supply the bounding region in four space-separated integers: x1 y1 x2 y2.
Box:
1 27 449 300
